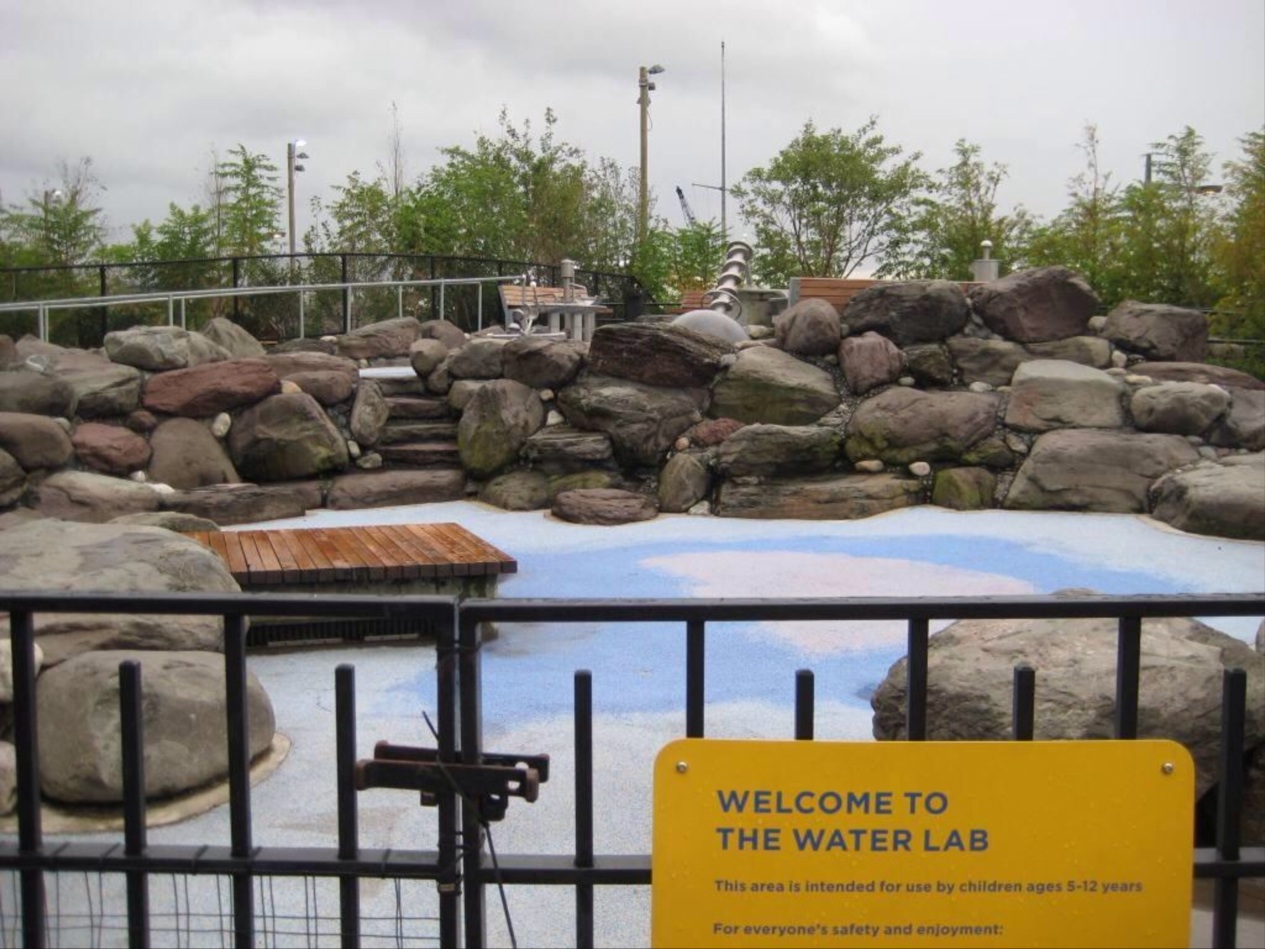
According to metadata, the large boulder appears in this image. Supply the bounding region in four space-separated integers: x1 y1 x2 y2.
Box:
714 424 840 478
37 650 274 803
1102 301 1209 362
716 472 923 519
947 337 1111 388
0 520 237 665
838 331 904 395
47 349 143 418
409 338 450 379
29 470 162 522
349 379 390 447
521 425 616 474
845 388 1001 465
457 379 546 478
1208 388 1265 452
1003 359 1127 432
1151 455 1265 541
1130 361 1264 391
587 323 733 388
142 358 280 417
335 316 420 360
446 338 506 381
557 375 705 468
0 368 76 417
841 280 969 346
0 411 74 470
0 334 15 369
228 392 349 481
1004 429 1200 513
0 448 24 506
200 317 267 359
104 326 229 371
147 417 240 490
1130 382 1231 437
552 488 658 525
968 266 1099 343
71 422 152 476
709 347 839 425
479 469 552 511
870 611 1265 798
265 352 360 406
658 451 712 513
774 298 842 356
417 318 467 350
502 336 585 390
931 467 997 510
160 482 313 525
326 468 465 510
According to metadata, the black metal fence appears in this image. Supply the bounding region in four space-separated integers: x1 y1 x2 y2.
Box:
1 591 1262 948
0 254 645 347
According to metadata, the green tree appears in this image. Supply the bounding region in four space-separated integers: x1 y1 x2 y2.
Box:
1 158 107 270
214 145 282 257
879 140 1032 280
1210 129 1265 377
733 117 926 285
129 202 220 293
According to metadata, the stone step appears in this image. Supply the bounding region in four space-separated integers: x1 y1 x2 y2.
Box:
372 375 426 397
377 441 462 467
385 394 455 420
378 420 459 445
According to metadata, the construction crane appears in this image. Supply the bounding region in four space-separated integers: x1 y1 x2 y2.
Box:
675 186 697 226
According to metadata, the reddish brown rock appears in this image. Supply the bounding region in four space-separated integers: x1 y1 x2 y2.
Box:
266 352 360 405
0 412 74 470
142 358 280 417
551 488 658 525
682 418 747 447
71 423 152 476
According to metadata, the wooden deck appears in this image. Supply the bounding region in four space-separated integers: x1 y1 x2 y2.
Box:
185 523 517 587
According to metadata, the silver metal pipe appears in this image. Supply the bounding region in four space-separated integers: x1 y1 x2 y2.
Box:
703 240 753 319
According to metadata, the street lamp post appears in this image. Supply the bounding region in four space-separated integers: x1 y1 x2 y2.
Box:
637 64 664 247
286 139 309 261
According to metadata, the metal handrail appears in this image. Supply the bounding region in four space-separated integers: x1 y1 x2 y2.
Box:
0 273 522 342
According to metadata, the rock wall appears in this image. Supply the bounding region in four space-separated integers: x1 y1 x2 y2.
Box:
0 273 1261 539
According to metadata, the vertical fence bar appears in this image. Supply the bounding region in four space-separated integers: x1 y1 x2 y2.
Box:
686 620 705 738
98 265 108 344
436 603 461 949
459 610 488 949
299 290 306 340
224 613 255 948
397 285 404 320
120 661 150 949
1213 669 1246 949
574 671 595 949
9 608 46 949
166 296 174 328
232 257 241 322
335 665 361 949
477 283 484 331
1114 615 1142 739
794 670 814 741
1012 665 1035 742
179 298 187 330
38 304 47 343
906 618 929 741
439 281 446 324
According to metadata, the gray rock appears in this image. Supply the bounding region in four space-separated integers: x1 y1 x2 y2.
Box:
1208 388 1265 452
0 640 43 703
335 317 421 360
37 650 274 803
1151 455 1265 541
845 388 1001 465
0 520 236 665
968 266 1099 343
658 451 713 513
521 425 615 474
710 347 839 426
716 473 923 519
350 380 390 447
838 331 904 395
1102 301 1209 362
0 367 77 417
670 309 749 343
870 612 1265 799
931 467 996 510
30 470 161 523
446 379 496 413
104 326 229 371
409 338 449 379
1004 429 1200 513
558 375 706 468
946 338 1028 388
148 418 240 490
1003 360 1127 432
552 488 658 525
774 298 842 356
902 344 955 389
0 447 24 506
1026 335 1113 368
326 468 465 510
0 334 15 370
47 349 142 418
587 323 734 389
1130 382 1231 436
479 469 552 511
161 483 312 526
502 336 585 390
110 511 221 532
417 318 467 350
448 338 507 380
1131 362 1264 391
0 743 14 817
201 317 266 359
842 280 969 345
458 379 546 479
228 392 349 481
714 424 841 478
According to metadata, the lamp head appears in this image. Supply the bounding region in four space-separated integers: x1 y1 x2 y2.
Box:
648 64 665 75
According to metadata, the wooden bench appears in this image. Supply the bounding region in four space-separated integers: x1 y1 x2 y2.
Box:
790 277 981 314
665 289 710 315
498 283 613 341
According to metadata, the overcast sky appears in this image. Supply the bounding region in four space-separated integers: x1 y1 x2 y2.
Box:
2 0 1262 254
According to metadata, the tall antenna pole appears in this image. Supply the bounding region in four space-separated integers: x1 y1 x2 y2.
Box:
720 40 727 240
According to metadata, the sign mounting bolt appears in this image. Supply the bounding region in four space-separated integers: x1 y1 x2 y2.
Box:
676 761 688 774
1161 762 1175 775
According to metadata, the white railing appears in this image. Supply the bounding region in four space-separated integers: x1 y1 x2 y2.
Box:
0 274 520 342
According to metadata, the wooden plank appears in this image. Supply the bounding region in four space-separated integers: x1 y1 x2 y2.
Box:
246 530 287 584
408 523 479 577
355 525 413 580
331 528 387 582
233 532 267 583
288 529 338 583
274 529 322 584
402 523 471 577
378 524 442 578
452 526 517 575
219 531 252 582
432 523 497 576
310 528 355 581
261 530 304 583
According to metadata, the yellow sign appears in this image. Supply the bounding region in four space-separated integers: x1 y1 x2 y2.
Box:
652 739 1193 948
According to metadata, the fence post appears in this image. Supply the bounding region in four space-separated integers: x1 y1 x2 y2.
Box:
232 257 241 322
120 661 151 949
224 614 256 948
436 602 462 948
97 264 108 346
10 609 46 949
1213 668 1246 948
335 665 361 949
459 608 488 948
574 671 594 949
341 254 350 333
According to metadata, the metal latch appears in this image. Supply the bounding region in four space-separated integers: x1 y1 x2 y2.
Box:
355 741 550 822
